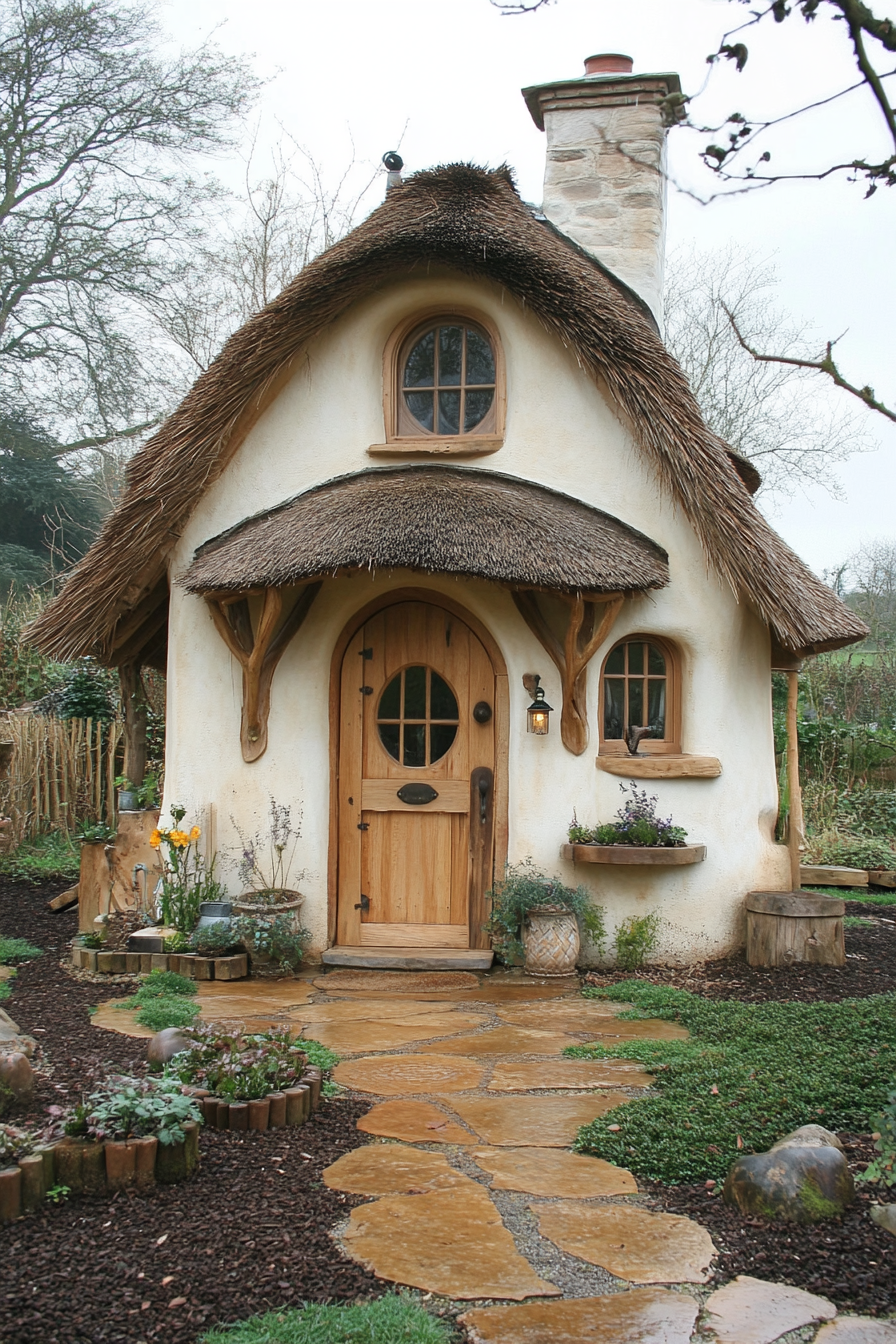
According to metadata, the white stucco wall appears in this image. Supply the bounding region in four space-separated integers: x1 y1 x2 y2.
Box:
163 271 789 964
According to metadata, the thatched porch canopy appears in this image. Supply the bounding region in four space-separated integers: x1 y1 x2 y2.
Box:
180 467 669 598
28 163 866 664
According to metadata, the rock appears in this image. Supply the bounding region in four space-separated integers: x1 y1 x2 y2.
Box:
870 1203 896 1236
0 1008 21 1033
816 1319 896 1344
0 1051 34 1108
770 1124 844 1152
147 1028 191 1066
703 1275 837 1344
724 1144 854 1223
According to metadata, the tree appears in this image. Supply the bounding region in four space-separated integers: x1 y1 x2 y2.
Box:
0 0 260 455
663 246 874 498
490 0 896 422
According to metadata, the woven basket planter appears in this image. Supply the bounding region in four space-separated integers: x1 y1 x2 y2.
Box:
523 905 580 977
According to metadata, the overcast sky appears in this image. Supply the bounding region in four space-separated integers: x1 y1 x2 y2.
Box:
168 0 896 577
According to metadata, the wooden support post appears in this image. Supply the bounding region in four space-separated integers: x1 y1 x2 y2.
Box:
206 583 322 763
786 669 805 890
512 590 624 755
118 662 147 788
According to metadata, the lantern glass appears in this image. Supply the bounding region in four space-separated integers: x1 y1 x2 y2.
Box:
526 682 553 735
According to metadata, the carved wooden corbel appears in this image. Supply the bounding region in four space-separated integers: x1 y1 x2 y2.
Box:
205 582 322 762
512 590 624 755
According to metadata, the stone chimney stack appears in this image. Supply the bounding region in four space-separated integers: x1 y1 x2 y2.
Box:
523 55 682 327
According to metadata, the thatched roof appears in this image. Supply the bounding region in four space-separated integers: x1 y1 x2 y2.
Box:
28 163 866 662
181 466 670 597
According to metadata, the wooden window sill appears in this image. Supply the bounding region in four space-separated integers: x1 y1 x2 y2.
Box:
368 436 503 457
561 842 707 866
596 754 722 779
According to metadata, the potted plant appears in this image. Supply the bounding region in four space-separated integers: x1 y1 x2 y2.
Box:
484 859 605 977
115 776 138 812
150 805 225 940
565 783 705 866
231 799 306 933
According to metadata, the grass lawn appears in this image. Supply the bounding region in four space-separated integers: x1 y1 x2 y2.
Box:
571 981 896 1184
199 1295 455 1343
0 832 80 883
809 885 896 906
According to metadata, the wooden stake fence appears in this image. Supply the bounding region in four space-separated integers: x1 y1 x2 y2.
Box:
0 716 123 845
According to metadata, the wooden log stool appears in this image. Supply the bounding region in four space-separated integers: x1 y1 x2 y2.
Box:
746 891 845 968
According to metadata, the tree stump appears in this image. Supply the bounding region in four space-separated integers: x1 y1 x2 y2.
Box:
746 891 845 968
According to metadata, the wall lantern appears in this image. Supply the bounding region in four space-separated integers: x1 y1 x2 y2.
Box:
526 676 554 735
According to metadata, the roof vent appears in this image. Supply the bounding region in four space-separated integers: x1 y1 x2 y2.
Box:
584 53 633 77
383 151 404 191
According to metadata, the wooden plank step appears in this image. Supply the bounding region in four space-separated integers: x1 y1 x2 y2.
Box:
800 864 868 888
47 885 79 912
321 945 494 971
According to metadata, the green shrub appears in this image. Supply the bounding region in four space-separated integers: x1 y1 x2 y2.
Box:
614 913 660 970
571 982 896 1184
173 1023 316 1100
56 658 116 721
199 1294 454 1344
133 996 200 1032
235 912 311 970
484 858 605 963
808 832 896 870
135 969 197 999
187 923 239 957
85 1075 201 1146
74 819 116 844
0 831 80 882
835 788 896 839
860 1084 896 1187
0 936 41 963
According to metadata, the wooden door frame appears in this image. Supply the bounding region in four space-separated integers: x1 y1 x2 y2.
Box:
327 586 509 946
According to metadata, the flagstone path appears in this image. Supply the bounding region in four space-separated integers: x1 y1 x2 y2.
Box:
94 967 886 1341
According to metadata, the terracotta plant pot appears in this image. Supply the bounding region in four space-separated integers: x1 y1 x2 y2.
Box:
155 1122 199 1185
104 1139 137 1191
523 905 581 977
133 1136 158 1191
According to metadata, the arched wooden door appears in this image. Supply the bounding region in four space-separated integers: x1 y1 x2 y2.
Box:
336 600 497 949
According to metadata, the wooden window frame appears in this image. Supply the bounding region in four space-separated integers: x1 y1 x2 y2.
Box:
369 307 506 457
598 633 681 756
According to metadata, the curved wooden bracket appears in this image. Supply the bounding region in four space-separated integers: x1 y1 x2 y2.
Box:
206 582 322 762
512 590 624 755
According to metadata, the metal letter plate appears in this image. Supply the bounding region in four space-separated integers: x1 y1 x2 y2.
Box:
396 783 439 806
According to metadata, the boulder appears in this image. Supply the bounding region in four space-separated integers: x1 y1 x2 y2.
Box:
723 1144 854 1224
0 1051 34 1110
147 1028 191 1067
870 1204 896 1237
771 1125 844 1152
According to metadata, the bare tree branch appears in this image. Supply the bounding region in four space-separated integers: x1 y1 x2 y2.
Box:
722 301 896 424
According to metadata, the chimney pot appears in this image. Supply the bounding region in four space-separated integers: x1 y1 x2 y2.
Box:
584 53 633 77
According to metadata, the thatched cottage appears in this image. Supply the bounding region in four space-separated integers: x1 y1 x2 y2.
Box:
31 54 865 967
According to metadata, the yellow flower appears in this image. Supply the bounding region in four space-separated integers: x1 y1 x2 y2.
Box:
171 830 188 848
149 830 162 849
189 826 201 841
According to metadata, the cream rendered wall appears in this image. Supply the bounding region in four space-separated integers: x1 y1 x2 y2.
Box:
165 271 789 964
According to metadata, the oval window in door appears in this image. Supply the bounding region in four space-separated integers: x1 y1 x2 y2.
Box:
378 666 459 766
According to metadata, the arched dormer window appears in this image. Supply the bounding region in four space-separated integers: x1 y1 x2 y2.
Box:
371 310 505 457
599 635 681 755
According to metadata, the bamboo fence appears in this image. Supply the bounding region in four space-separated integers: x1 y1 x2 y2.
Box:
0 716 123 846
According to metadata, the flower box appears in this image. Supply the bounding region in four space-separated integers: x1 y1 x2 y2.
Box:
561 842 706 866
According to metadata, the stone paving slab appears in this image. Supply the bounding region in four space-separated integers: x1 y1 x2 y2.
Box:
197 981 313 1008
497 1000 631 1026
342 1182 561 1300
90 1001 155 1038
357 1099 477 1144
533 1203 716 1284
301 1013 487 1054
458 1286 700 1343
334 1052 485 1095
488 1060 653 1092
471 1146 638 1198
497 1003 687 1041
417 1026 582 1057
289 999 464 1022
816 1321 896 1344
703 1275 837 1344
314 970 480 994
451 1095 629 1147
323 1144 472 1196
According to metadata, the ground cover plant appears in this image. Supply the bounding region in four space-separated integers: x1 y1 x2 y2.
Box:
570 981 896 1184
0 936 41 963
115 967 201 1031
200 1294 454 1344
0 832 79 883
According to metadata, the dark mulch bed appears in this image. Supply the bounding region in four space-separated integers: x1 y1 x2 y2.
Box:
648 1133 896 1316
585 908 896 1003
1 879 379 1343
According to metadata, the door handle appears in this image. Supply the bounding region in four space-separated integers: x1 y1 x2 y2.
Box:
354 894 370 912
478 773 490 824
